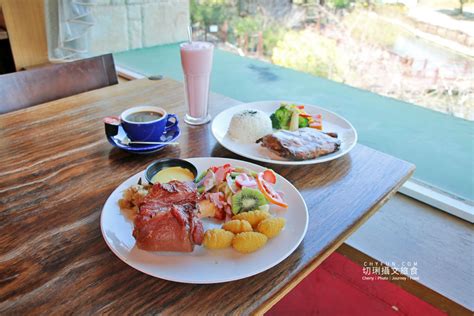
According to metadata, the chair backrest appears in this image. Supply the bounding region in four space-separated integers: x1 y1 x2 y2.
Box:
0 54 118 114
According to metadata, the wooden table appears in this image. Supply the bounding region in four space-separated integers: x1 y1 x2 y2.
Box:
0 79 414 315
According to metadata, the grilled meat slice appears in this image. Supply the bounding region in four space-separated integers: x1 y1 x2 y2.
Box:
133 181 203 252
133 205 193 252
140 180 197 212
257 128 341 160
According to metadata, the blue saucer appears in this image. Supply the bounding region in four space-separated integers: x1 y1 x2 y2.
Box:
106 124 181 154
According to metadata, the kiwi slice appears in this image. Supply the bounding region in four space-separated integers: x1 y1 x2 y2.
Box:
232 187 267 214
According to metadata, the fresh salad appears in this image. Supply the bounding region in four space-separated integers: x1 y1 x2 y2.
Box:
270 103 323 131
195 164 288 221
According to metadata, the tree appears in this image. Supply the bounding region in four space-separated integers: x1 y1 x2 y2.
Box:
328 0 350 9
271 29 346 80
459 0 474 15
233 15 262 38
190 0 231 40
231 15 263 52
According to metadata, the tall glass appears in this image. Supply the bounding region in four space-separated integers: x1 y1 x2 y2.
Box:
180 41 214 125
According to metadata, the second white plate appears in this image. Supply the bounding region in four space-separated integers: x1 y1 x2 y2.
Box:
212 101 357 165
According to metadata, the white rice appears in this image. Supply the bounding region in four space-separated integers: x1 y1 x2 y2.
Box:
227 109 273 143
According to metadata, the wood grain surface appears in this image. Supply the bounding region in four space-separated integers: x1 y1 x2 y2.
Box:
0 54 118 114
0 78 414 315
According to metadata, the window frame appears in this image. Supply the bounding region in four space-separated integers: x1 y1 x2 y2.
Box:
400 179 474 223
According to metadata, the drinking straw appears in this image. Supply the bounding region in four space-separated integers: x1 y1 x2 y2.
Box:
187 26 192 43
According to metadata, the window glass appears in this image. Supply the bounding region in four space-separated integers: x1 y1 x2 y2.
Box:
114 0 474 201
190 0 472 120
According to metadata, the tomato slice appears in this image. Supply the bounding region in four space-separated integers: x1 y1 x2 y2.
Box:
309 122 323 130
257 174 288 208
262 169 277 184
210 163 231 173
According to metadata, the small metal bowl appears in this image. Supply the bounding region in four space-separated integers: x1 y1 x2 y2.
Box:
145 158 198 184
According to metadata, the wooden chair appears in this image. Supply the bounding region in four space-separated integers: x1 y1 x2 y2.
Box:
0 54 118 114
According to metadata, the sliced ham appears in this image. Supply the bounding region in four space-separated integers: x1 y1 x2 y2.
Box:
133 181 203 252
140 181 197 212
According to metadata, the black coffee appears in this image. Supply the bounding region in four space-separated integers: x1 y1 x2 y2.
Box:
126 111 163 123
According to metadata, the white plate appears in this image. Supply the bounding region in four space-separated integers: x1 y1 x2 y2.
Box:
212 101 357 165
100 157 308 284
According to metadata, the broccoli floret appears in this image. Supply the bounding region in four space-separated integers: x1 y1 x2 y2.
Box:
270 113 281 129
298 116 309 128
270 106 292 129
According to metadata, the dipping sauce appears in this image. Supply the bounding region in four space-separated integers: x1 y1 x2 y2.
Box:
151 167 195 184
125 111 163 123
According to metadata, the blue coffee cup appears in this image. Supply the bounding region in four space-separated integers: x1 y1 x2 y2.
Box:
120 106 178 141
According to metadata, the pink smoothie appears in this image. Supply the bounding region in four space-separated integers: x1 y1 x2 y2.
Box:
180 41 214 124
